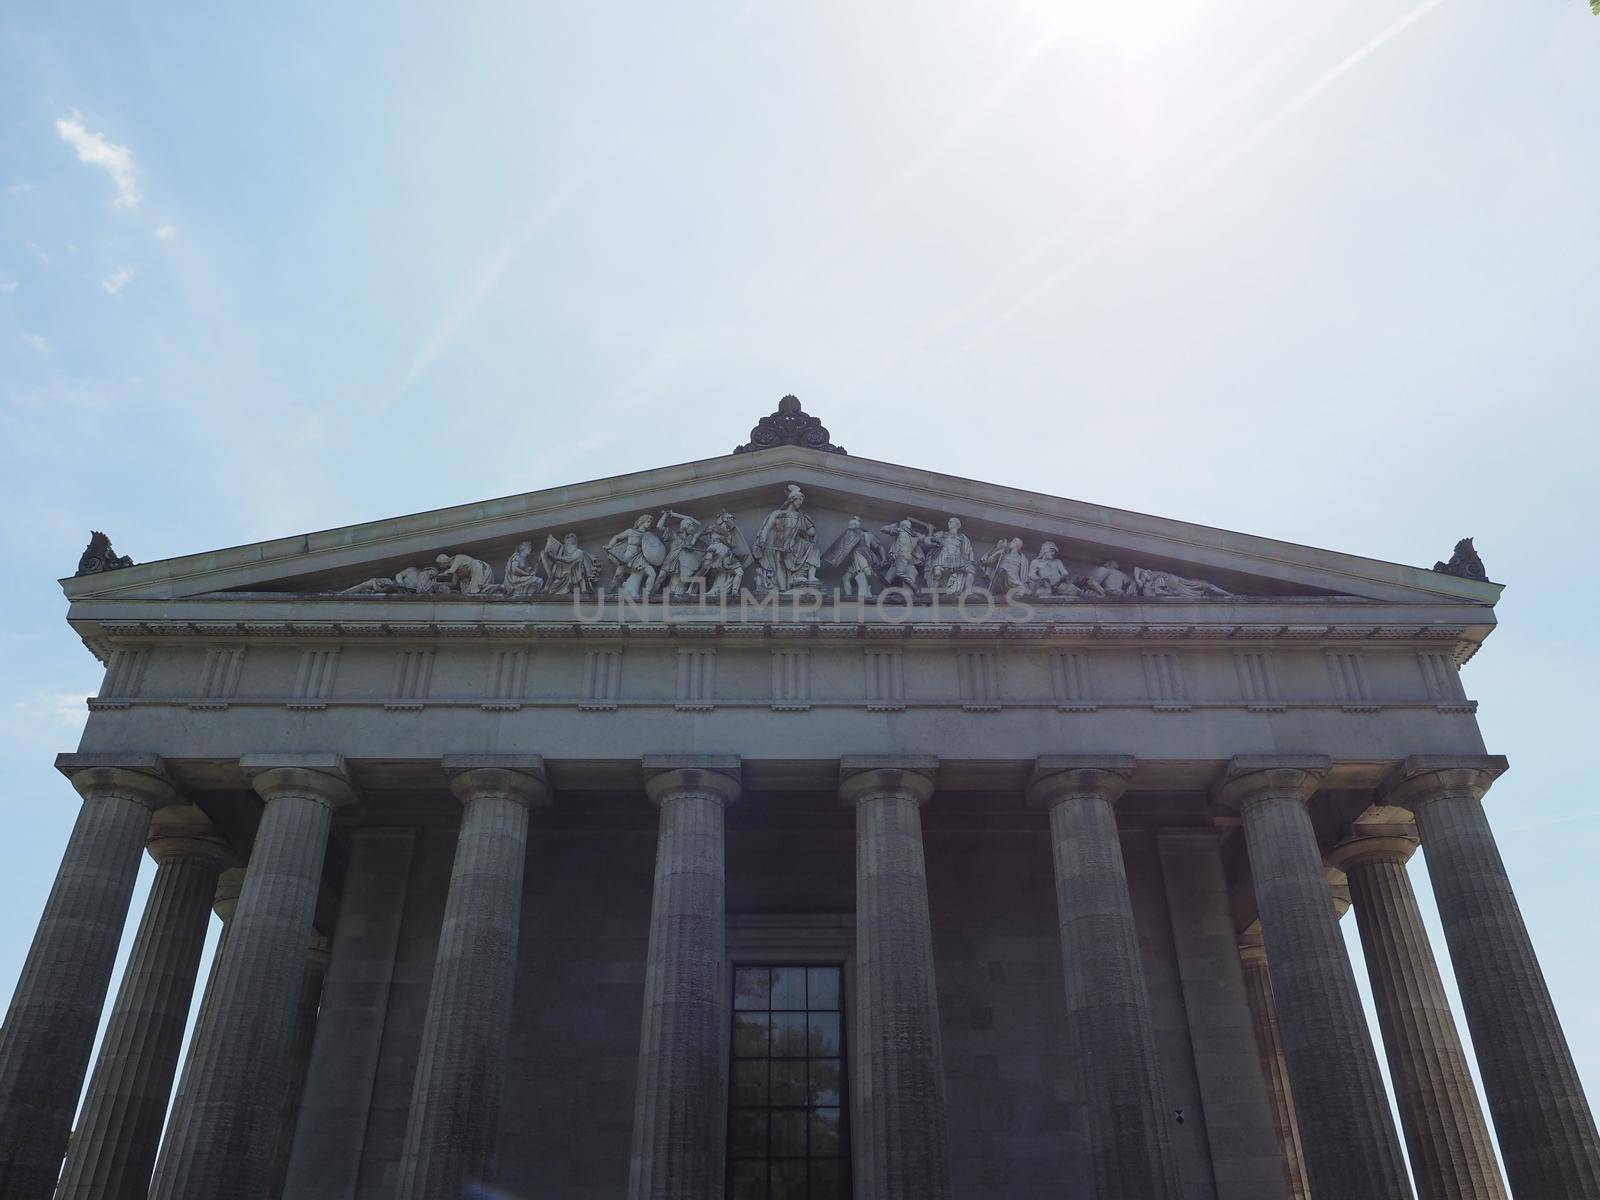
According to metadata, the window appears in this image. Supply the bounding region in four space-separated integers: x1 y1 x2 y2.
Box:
728 965 849 1199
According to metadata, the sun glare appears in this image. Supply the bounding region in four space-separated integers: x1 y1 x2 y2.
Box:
1021 0 1211 55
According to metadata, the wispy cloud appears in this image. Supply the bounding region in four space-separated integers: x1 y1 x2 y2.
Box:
23 240 50 264
55 111 141 208
101 266 136 295
19 333 49 352
154 224 176 240
7 181 36 197
0 277 16 294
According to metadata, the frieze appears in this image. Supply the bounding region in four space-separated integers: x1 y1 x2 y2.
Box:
334 483 1251 607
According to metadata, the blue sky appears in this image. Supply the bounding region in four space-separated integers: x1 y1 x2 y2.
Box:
3 0 1597 1172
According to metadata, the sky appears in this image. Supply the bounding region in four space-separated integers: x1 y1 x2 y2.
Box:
2 0 1597 1180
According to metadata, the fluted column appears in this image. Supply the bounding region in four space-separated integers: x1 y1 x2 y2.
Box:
56 808 234 1200
268 933 333 1200
150 755 356 1200
397 757 550 1200
628 756 741 1200
1390 756 1600 1198
1028 757 1181 1200
840 756 952 1200
1215 756 1412 1198
1237 931 1310 1200
156 866 243 1180
0 754 178 1200
1329 828 1508 1199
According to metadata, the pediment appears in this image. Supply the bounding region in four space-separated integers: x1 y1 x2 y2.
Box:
60 438 1500 610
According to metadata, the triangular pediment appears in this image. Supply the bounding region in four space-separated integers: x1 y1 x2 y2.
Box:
60 440 1500 610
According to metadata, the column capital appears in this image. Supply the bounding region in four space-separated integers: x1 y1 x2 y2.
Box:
443 755 552 809
838 755 937 808
55 752 181 812
642 755 742 807
1026 755 1136 809
241 754 359 810
1381 754 1508 813
1212 755 1329 814
1326 831 1419 874
147 804 236 869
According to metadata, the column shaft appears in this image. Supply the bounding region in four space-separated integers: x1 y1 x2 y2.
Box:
1396 762 1600 1198
0 760 175 1200
843 759 952 1200
268 935 331 1200
1334 836 1508 1200
1237 938 1311 1200
150 760 354 1200
396 761 545 1200
57 821 230 1200
629 759 740 1200
1031 760 1180 1200
1222 762 1412 1198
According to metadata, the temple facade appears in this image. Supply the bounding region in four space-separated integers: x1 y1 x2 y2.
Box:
1 397 1596 1200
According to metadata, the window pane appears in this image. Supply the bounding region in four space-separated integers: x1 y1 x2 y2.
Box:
771 1059 807 1106
729 1160 767 1199
731 1110 766 1156
771 1012 807 1058
810 1107 842 1157
733 1060 768 1106
811 1159 843 1198
808 1012 841 1057
735 967 771 1011
772 1160 807 1200
771 967 807 1009
771 1110 807 1157
809 1058 841 1106
808 966 841 1010
733 1012 769 1058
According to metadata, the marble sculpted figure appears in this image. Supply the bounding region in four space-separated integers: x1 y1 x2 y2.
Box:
541 533 599 595
1082 559 1135 597
753 484 822 593
1133 565 1233 599
653 511 703 599
434 553 495 595
823 516 886 598
923 517 976 596
501 541 546 596
981 536 1030 595
879 518 928 592
607 515 666 600
1026 541 1079 596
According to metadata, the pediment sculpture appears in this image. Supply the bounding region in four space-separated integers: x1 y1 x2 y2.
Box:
75 531 133 577
337 483 1241 602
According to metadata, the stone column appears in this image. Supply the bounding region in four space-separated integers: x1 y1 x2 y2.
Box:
1237 931 1311 1200
0 754 178 1200
1328 827 1508 1200
268 932 333 1200
397 757 550 1200
150 755 356 1200
1389 756 1600 1198
628 756 741 1200
840 756 952 1200
1215 757 1412 1199
1027 758 1181 1200
55 808 235 1200
156 866 243 1182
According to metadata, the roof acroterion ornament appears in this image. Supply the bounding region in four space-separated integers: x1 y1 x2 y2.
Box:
734 395 846 455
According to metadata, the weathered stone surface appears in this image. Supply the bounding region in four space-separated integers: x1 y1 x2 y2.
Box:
150 757 356 1200
1216 758 1412 1199
1330 830 1508 1200
628 756 741 1200
841 756 953 1200
1391 758 1600 1199
396 759 549 1200
269 933 333 1199
282 828 416 1200
1155 830 1285 1200
1027 758 1181 1200
1237 933 1310 1200
56 811 232 1200
0 756 177 1200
